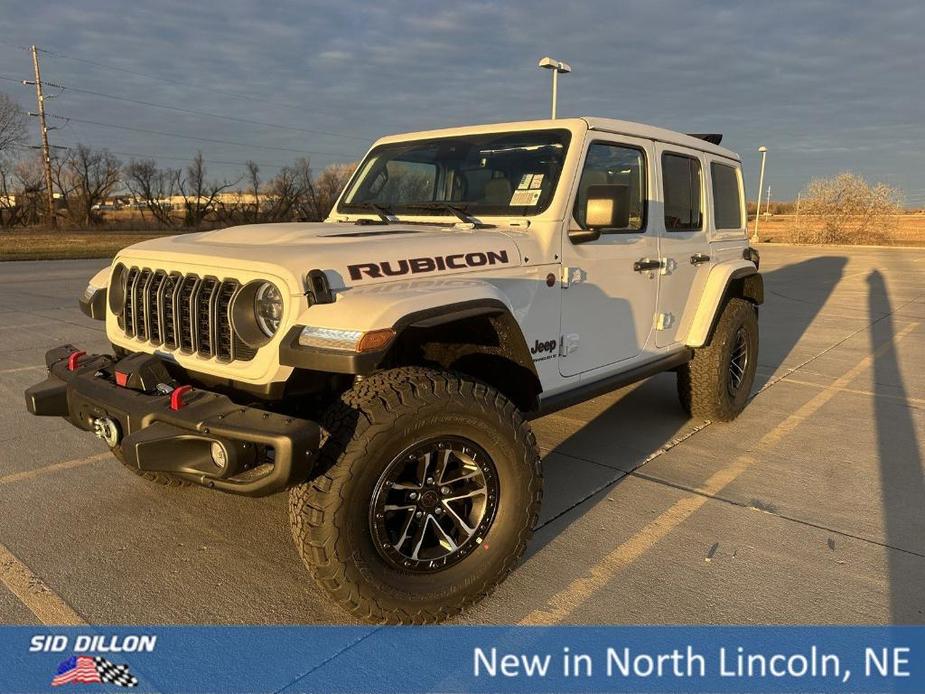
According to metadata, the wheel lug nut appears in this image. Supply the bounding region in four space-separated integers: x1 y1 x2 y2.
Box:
426 477 434 484
409 492 418 500
440 486 450 495
434 508 443 515
415 511 423 518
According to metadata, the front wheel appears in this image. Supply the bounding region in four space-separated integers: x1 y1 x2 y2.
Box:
288 367 542 624
677 298 759 422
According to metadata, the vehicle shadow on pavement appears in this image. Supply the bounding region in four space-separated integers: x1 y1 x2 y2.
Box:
867 270 925 623
528 255 849 557
752 255 849 390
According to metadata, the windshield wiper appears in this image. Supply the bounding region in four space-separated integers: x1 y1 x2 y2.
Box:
353 202 394 224
402 202 492 228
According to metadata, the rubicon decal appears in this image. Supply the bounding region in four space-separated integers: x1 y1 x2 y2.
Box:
348 250 510 280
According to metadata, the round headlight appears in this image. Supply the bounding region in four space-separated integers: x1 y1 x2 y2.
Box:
254 282 283 337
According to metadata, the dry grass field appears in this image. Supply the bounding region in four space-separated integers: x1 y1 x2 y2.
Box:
1 215 925 262
754 214 925 247
0 229 177 261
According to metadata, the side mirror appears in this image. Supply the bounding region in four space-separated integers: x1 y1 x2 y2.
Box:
569 184 631 245
586 184 630 229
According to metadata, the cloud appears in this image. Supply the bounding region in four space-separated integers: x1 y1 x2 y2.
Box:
0 0 921 198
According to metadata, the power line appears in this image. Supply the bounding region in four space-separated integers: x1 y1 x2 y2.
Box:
52 141 306 171
42 80 371 143
46 113 358 158
32 44 354 124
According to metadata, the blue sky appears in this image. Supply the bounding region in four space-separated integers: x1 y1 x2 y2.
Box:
1 0 922 203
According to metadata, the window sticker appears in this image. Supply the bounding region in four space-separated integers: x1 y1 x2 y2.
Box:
529 174 544 189
517 174 535 190
510 189 542 206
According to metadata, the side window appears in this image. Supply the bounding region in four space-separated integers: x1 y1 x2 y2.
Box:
662 153 702 231
711 162 744 229
573 143 646 232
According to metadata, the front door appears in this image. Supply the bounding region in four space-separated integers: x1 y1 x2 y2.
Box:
654 148 712 347
559 138 658 377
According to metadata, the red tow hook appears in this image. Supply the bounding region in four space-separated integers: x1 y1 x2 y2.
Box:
67 351 87 371
170 385 193 411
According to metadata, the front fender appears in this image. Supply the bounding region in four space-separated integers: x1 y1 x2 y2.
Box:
292 278 515 332
78 265 112 320
683 260 762 348
280 278 522 375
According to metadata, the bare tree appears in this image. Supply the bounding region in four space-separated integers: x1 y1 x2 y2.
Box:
52 144 122 226
12 154 45 226
176 152 233 228
124 159 180 227
215 160 261 225
0 92 27 159
0 164 20 228
298 161 355 221
791 172 904 245
263 161 315 222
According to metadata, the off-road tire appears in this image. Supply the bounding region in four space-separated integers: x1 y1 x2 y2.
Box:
677 298 758 422
111 445 191 487
288 366 543 624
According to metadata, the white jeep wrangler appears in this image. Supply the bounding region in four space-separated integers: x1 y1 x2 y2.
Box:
25 117 762 623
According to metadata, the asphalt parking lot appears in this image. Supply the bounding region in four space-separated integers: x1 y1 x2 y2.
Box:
0 245 923 625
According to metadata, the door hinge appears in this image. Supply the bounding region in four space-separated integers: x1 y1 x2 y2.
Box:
656 312 675 330
560 267 585 287
660 258 677 276
560 333 580 356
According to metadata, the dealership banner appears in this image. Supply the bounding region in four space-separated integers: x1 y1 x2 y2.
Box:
2 626 923 693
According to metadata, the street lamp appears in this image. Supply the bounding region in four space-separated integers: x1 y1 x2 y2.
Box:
752 145 768 243
538 56 571 119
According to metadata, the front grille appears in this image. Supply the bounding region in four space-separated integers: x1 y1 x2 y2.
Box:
120 266 253 362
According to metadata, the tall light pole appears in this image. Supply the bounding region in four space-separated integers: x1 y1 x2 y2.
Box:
752 145 768 242
538 57 571 119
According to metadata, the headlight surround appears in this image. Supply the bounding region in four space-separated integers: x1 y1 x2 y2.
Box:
254 281 283 337
108 263 126 314
231 280 285 348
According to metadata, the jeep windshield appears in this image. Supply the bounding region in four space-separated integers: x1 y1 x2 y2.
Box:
338 129 571 218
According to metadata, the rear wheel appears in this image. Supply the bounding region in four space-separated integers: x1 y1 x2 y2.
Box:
677 298 758 421
288 367 542 624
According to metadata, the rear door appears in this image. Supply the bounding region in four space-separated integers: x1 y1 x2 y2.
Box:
559 137 658 377
654 147 712 348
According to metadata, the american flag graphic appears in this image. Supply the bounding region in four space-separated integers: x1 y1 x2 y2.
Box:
51 655 139 688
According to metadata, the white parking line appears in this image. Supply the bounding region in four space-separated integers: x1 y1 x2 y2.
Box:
0 453 109 487
522 321 920 624
0 365 44 375
0 541 85 625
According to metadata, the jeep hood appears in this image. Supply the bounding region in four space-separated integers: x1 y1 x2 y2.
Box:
119 222 528 291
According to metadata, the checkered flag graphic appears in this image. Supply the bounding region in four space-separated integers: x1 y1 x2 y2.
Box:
94 656 139 688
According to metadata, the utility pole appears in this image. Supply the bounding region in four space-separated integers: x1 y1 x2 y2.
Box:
29 45 56 228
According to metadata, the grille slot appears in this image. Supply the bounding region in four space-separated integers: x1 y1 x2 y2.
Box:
119 267 254 362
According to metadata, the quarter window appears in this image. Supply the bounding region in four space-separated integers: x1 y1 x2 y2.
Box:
573 143 646 232
662 153 702 231
711 162 744 229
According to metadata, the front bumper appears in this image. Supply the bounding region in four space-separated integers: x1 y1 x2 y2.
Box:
24 345 320 496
